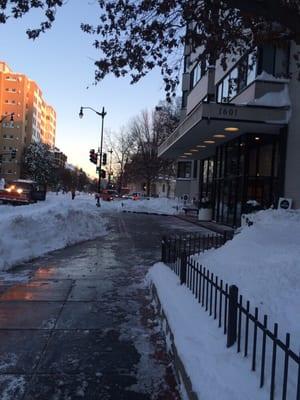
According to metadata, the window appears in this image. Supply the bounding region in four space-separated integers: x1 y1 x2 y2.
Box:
257 44 290 77
177 161 192 179
217 51 258 103
191 61 207 89
193 160 198 178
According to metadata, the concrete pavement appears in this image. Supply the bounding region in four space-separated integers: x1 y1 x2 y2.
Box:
0 213 210 399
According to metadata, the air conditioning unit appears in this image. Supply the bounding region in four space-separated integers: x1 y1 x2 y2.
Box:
278 197 292 210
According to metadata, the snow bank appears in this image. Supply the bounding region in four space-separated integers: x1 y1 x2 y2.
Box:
0 193 108 271
147 263 267 400
194 209 300 346
121 197 180 215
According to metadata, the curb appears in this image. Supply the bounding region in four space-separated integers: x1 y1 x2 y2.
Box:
122 210 172 217
149 282 199 400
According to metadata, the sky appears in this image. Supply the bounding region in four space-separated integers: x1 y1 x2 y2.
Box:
0 1 167 177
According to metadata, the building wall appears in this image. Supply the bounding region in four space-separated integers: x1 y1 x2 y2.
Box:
284 43 300 208
0 62 56 181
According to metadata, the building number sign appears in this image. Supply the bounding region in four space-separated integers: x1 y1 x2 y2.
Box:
218 107 238 118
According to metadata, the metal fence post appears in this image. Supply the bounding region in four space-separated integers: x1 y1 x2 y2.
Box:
227 284 239 348
161 236 166 262
180 252 187 285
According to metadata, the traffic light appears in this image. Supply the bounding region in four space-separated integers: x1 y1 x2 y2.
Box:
101 169 106 179
11 149 16 159
102 153 107 165
89 149 98 164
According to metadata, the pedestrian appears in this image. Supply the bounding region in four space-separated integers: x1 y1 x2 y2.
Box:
71 189 76 200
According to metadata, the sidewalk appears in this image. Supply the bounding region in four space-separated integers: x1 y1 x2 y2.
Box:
0 213 206 399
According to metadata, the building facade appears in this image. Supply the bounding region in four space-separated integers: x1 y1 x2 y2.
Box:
0 62 56 181
51 147 67 169
158 42 299 226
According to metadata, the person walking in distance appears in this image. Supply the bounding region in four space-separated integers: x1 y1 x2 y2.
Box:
71 188 76 200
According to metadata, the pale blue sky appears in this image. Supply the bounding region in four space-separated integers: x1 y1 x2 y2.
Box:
0 1 167 176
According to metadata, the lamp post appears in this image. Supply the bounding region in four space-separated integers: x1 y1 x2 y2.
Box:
79 106 107 207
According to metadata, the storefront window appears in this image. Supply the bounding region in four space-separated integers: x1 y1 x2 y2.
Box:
199 133 281 227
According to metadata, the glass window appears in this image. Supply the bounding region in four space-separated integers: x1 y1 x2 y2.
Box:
247 53 257 85
222 75 229 102
261 44 276 75
203 160 208 183
274 46 289 77
238 58 248 91
258 144 273 176
177 161 192 178
248 146 257 176
217 82 223 103
193 160 198 178
228 68 238 100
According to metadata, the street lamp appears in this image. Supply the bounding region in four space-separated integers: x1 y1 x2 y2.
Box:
79 106 107 207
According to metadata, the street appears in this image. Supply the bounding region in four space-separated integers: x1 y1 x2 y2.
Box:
0 212 210 399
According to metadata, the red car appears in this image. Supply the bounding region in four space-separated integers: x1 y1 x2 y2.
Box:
100 189 118 201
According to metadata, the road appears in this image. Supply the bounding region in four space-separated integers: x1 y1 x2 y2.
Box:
0 212 210 399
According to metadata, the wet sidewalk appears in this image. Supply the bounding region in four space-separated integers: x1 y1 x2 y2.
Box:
0 213 209 399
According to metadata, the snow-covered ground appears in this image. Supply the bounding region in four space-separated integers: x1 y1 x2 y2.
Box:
147 263 267 400
121 197 181 215
0 193 180 271
194 209 300 346
148 209 300 400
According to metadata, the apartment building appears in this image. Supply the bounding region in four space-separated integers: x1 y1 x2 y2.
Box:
158 42 299 226
0 61 56 180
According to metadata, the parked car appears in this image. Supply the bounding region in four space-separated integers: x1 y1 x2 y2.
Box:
0 179 46 205
100 189 119 201
130 192 141 201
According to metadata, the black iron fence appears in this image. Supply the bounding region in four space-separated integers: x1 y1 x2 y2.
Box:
161 234 300 400
161 232 230 268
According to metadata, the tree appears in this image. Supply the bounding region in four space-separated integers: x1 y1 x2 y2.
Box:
0 1 299 98
106 128 134 193
124 101 179 196
23 142 55 186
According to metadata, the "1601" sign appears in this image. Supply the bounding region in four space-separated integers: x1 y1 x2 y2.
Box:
218 107 238 118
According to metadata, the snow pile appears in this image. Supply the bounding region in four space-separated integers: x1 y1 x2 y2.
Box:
195 209 300 344
147 263 267 400
0 193 108 271
121 198 180 215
